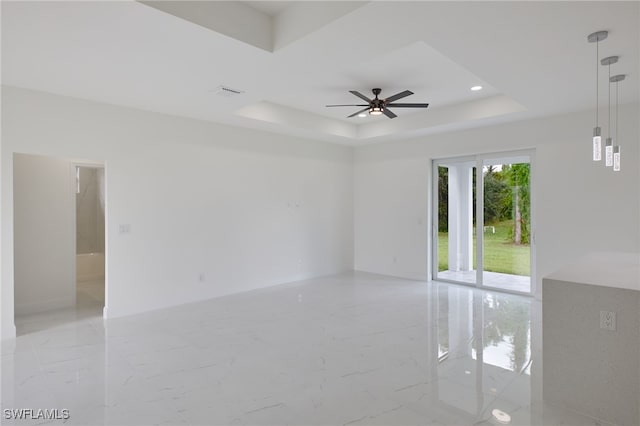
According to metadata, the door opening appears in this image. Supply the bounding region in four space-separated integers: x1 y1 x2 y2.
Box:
12 154 105 335
75 165 106 314
433 151 534 295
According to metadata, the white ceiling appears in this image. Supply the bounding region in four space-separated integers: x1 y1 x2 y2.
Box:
2 1 639 146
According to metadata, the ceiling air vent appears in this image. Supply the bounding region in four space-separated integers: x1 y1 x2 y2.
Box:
214 85 245 97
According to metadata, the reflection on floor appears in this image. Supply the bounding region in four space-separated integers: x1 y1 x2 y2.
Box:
437 270 531 293
2 272 609 425
14 279 104 336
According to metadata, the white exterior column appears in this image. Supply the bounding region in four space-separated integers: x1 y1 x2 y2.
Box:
447 164 473 271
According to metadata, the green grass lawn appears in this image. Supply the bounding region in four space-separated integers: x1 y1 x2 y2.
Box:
438 220 530 276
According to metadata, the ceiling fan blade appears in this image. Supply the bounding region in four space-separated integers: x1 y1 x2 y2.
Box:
384 90 413 103
326 104 369 107
348 107 370 118
386 103 429 108
382 108 397 119
349 90 372 103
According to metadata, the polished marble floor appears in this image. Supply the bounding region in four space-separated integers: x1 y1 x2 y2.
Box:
1 272 611 425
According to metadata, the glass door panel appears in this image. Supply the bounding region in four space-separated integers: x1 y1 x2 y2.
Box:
481 159 531 293
435 161 477 285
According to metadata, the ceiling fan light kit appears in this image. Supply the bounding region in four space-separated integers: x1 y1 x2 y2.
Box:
326 87 429 119
587 30 627 172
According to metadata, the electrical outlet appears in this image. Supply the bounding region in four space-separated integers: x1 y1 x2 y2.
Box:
198 273 206 282
600 311 616 331
118 224 131 234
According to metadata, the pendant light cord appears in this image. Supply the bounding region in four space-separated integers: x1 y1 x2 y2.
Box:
608 63 611 138
616 80 619 144
596 40 599 125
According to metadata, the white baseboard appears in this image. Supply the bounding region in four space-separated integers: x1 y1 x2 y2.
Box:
2 323 17 341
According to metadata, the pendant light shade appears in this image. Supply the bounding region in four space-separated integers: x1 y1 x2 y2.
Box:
613 146 621 171
593 128 602 161
605 138 613 166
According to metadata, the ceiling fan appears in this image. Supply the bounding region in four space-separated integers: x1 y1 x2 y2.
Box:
326 88 429 119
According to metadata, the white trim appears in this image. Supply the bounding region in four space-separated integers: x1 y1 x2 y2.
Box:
529 150 538 298
1 324 17 341
103 162 109 318
69 160 104 168
431 149 536 296
431 161 439 282
69 164 78 307
476 159 484 286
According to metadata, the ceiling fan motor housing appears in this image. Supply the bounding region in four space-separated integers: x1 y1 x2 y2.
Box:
371 89 383 110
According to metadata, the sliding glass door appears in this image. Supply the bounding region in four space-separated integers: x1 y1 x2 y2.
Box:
480 156 531 293
433 151 534 295
435 158 477 285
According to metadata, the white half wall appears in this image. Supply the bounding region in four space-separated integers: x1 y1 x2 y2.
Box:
1 86 354 340
13 154 76 315
354 105 640 298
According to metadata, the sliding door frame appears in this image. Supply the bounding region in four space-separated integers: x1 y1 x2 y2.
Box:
432 149 535 296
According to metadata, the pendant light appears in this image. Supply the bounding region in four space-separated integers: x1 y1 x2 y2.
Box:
611 74 625 171
601 55 618 167
588 31 607 161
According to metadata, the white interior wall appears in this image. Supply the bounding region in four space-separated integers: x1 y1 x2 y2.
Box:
1 86 354 340
13 153 76 315
354 105 640 298
3 84 638 341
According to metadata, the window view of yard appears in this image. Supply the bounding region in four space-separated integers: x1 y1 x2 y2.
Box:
438 220 531 276
437 163 531 278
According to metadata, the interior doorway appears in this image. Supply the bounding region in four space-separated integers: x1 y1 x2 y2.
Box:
13 154 105 335
75 165 106 316
433 151 534 295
